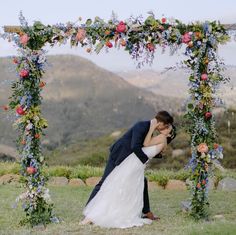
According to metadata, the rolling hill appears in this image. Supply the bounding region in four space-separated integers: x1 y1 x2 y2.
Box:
0 55 180 158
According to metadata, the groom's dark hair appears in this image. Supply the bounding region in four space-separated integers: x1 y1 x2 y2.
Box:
155 111 173 125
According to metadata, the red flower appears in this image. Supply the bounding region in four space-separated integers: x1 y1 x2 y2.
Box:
26 166 37 174
105 41 113 48
16 106 25 115
205 112 212 119
19 69 29 78
202 180 206 185
182 32 191 44
201 73 208 81
20 34 30 46
146 43 155 52
116 21 127 33
161 18 166 24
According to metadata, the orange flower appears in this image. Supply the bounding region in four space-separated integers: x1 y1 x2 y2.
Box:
213 143 219 149
76 28 86 42
35 133 40 139
120 39 126 46
197 183 201 189
204 57 209 64
86 48 92 53
39 81 46 88
197 143 208 153
195 31 202 39
104 30 111 35
202 180 206 185
21 140 26 145
188 41 193 48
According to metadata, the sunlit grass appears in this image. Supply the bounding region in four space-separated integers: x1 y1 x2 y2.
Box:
0 185 236 235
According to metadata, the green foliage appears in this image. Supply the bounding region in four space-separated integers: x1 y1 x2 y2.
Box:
46 166 72 179
70 165 104 180
20 197 54 227
0 162 20 176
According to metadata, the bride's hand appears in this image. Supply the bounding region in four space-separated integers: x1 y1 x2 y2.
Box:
150 119 159 130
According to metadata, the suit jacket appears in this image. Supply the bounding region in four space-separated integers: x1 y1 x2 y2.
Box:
109 120 161 166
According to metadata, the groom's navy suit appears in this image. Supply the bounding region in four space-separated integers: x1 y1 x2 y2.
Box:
86 120 160 214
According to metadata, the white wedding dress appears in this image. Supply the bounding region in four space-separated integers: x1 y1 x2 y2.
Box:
83 144 163 228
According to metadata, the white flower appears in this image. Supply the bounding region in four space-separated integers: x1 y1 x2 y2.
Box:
26 123 33 130
34 116 40 122
219 152 223 159
42 188 52 203
38 54 46 64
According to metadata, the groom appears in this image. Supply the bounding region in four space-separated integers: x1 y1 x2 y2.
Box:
86 111 174 220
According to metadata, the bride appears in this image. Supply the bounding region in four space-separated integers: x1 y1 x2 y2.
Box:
80 122 174 228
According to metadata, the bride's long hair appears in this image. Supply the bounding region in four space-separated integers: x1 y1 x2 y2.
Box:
167 125 177 144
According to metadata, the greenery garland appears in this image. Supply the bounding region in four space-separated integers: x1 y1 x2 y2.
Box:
0 12 230 225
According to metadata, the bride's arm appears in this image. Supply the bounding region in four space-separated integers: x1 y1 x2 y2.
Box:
143 122 167 147
143 133 167 147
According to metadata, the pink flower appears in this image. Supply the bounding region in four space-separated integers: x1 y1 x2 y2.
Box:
201 73 208 81
19 69 29 78
205 112 212 119
198 102 204 109
20 34 30 46
16 106 25 115
161 18 166 24
116 21 127 33
26 166 37 174
76 28 86 42
197 143 209 153
182 32 191 44
146 43 155 52
197 183 201 189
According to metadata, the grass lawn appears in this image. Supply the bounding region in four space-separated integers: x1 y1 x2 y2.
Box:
0 185 236 235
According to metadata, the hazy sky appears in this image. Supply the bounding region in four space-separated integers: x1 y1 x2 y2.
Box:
1 0 236 71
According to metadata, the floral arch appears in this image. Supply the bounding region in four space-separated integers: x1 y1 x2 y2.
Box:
1 12 233 226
